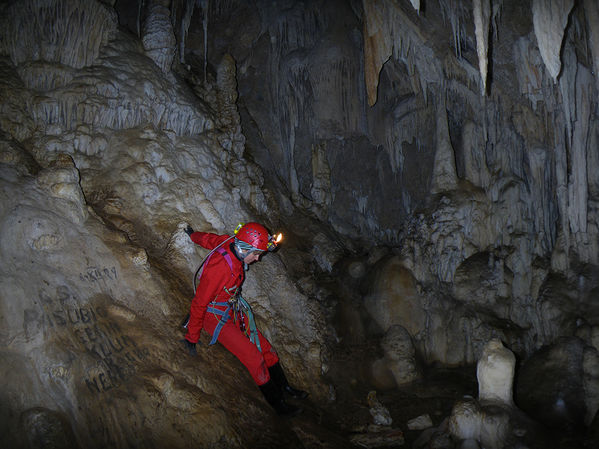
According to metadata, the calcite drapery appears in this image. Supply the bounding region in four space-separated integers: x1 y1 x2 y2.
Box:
362 0 393 107
532 0 575 81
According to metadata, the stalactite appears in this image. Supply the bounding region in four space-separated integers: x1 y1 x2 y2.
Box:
473 0 490 94
265 3 329 200
197 0 209 83
438 0 468 59
531 0 574 81
362 0 393 106
568 65 593 245
362 0 442 107
311 57 362 133
0 0 116 69
584 0 599 94
137 0 143 37
22 81 212 136
170 0 197 65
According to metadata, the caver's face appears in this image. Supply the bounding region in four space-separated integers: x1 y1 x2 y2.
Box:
243 251 262 265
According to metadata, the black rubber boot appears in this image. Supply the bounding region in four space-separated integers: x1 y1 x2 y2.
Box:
268 362 309 399
259 379 302 416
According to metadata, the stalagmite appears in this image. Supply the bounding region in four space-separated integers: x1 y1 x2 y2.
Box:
142 1 176 73
216 54 245 158
449 340 519 448
531 0 574 81
477 339 515 405
380 325 420 386
473 0 491 94
310 142 332 219
430 101 458 193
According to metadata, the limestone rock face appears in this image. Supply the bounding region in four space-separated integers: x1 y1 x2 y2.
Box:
364 252 528 365
0 160 238 449
583 347 599 426
193 0 599 375
0 1 327 447
2 0 599 444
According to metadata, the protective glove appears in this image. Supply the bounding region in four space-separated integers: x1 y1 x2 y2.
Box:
184 225 194 236
181 339 198 356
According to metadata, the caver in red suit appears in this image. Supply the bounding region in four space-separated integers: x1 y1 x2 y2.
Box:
182 222 307 416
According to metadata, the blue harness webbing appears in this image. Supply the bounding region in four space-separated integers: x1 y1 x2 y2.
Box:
205 247 262 352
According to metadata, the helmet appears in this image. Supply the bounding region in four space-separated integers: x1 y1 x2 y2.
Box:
234 222 270 251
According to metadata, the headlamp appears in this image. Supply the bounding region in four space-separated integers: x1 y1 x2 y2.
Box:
267 233 283 251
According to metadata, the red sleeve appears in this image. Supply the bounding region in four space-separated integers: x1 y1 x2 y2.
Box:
190 232 232 250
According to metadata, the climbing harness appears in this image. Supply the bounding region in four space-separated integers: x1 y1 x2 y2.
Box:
207 286 262 352
204 247 262 351
185 236 262 352
183 224 283 349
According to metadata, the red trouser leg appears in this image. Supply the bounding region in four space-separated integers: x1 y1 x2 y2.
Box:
256 329 279 369
204 313 279 385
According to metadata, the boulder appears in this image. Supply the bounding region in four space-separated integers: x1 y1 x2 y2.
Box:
515 337 589 429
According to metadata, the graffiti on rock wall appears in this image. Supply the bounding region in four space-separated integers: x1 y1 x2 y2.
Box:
38 273 149 395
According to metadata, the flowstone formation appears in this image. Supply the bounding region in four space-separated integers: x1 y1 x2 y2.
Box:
0 1 327 448
2 0 599 447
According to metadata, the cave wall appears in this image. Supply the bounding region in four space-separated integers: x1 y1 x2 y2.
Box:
194 0 599 263
1 0 599 446
0 1 327 447
180 0 599 361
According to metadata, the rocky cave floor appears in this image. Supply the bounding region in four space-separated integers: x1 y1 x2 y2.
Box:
257 337 595 449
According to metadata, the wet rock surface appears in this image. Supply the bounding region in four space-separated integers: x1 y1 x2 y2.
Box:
1 1 599 448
